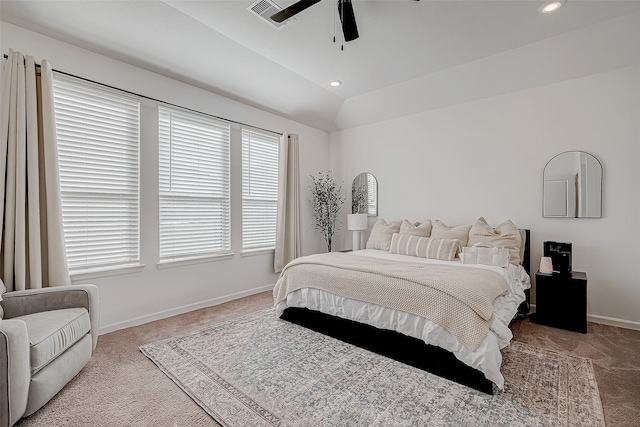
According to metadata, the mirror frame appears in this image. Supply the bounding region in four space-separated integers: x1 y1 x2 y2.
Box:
543 151 603 218
352 172 378 216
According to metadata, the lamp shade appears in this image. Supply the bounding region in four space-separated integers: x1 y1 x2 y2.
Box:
347 213 368 231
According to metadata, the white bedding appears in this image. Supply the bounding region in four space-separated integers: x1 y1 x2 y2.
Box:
275 249 530 389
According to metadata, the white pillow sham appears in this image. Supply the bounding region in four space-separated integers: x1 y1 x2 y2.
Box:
399 219 432 237
430 220 472 247
366 219 401 251
467 217 522 265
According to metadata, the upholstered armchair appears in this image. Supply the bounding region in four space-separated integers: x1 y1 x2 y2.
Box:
0 283 99 426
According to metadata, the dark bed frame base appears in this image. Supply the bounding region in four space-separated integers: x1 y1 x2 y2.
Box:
280 307 495 394
280 230 530 396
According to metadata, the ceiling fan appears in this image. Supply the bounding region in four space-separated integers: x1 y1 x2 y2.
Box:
270 0 420 43
270 0 360 42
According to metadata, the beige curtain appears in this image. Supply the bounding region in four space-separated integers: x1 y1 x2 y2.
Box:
0 49 70 292
274 133 301 273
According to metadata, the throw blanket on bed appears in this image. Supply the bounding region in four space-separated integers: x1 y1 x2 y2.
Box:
273 253 509 351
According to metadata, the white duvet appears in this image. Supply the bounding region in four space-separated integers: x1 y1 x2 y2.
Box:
275 249 531 390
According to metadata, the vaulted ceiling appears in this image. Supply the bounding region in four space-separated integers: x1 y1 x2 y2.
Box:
2 1 639 131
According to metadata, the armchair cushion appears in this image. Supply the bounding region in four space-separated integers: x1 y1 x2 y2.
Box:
2 285 99 350
19 308 91 375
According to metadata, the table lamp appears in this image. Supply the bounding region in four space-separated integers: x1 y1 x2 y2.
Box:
347 213 368 251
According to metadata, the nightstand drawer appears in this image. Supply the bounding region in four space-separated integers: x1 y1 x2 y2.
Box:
535 271 587 333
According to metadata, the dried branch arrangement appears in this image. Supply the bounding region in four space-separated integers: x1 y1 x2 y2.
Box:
309 170 345 252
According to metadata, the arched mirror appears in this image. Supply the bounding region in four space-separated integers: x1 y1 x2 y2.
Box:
543 151 602 218
352 172 377 216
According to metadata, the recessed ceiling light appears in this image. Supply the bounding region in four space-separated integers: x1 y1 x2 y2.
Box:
329 80 342 87
539 0 564 14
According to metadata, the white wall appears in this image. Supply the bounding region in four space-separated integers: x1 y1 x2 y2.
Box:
329 65 640 329
335 12 640 130
1 22 330 333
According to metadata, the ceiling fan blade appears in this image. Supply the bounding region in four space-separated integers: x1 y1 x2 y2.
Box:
270 0 322 23
338 0 359 42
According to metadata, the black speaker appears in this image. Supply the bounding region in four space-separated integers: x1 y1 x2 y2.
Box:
544 241 572 275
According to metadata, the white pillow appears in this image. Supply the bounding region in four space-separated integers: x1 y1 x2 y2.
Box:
467 217 522 265
399 219 432 237
366 219 401 251
389 233 459 261
430 220 472 247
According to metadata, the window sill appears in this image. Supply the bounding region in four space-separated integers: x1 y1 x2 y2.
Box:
241 248 275 257
156 252 235 269
70 263 145 281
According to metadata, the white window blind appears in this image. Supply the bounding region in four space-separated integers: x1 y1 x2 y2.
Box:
242 129 279 251
53 75 140 271
159 107 231 260
368 174 377 214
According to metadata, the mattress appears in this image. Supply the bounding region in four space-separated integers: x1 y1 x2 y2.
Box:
275 249 531 389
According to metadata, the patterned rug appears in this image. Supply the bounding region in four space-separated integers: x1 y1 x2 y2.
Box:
140 309 605 427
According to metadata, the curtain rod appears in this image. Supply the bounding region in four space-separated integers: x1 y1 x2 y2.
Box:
3 53 283 136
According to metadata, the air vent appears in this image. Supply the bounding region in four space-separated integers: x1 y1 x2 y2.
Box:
248 0 294 29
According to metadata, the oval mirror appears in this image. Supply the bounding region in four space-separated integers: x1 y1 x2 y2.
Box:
352 172 377 216
543 151 602 218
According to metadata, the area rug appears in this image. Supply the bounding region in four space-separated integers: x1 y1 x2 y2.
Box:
140 309 605 427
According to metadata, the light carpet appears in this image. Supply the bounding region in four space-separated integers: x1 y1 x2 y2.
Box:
140 308 605 427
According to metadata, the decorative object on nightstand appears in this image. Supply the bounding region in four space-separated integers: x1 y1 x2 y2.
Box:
347 213 368 251
539 256 553 274
535 270 587 333
543 241 572 275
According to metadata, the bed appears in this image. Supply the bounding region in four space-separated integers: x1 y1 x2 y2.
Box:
273 228 530 394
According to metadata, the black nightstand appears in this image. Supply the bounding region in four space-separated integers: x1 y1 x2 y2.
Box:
535 270 587 333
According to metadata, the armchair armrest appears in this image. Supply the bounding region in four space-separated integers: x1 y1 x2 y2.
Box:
2 285 100 350
0 319 30 427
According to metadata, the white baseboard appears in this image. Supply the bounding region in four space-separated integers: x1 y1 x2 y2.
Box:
99 284 274 335
529 304 640 331
587 314 640 331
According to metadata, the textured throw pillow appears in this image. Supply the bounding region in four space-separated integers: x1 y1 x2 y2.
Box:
389 233 459 261
366 219 401 251
430 220 472 247
399 219 432 237
467 217 522 265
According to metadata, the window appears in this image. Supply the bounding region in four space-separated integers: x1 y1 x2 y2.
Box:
53 75 140 271
158 107 231 260
241 129 279 251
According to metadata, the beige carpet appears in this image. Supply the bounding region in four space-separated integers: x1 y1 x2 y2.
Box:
14 291 640 426
141 308 604 427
